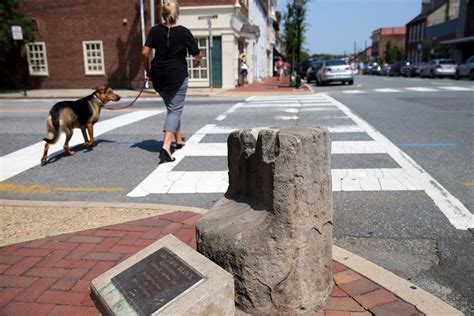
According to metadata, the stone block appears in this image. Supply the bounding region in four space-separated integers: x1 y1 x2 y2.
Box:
197 127 333 315
91 234 235 315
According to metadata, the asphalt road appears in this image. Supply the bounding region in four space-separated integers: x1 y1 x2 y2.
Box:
0 75 473 313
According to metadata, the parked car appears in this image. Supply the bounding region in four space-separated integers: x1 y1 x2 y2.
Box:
380 64 392 76
389 61 410 76
420 59 456 78
371 63 382 75
315 59 354 85
455 55 474 80
306 61 323 83
406 62 426 77
400 63 411 77
300 59 313 79
362 63 372 75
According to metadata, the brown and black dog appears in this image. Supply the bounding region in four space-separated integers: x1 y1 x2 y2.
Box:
41 86 121 165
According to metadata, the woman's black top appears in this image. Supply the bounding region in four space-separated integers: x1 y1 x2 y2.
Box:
145 24 200 92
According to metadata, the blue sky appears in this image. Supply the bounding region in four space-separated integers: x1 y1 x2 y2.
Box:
277 0 421 55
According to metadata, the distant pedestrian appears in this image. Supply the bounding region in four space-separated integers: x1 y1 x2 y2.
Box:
276 57 284 81
240 53 249 87
141 0 202 162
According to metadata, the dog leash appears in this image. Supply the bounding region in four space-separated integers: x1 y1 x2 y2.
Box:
103 78 149 110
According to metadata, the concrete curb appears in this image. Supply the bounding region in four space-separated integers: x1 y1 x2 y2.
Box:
0 199 208 247
0 199 208 214
333 246 464 316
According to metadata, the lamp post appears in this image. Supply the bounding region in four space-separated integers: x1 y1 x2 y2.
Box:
295 0 302 89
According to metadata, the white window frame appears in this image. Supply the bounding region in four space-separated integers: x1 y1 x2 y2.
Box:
186 37 209 82
82 41 105 75
26 42 49 76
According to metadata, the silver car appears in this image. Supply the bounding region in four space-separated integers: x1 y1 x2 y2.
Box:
455 55 474 80
316 60 354 86
420 59 456 78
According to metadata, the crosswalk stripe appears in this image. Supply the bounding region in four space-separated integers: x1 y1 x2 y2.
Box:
438 86 474 91
181 141 388 157
405 87 439 92
342 90 365 94
374 88 402 93
129 168 419 195
0 110 163 181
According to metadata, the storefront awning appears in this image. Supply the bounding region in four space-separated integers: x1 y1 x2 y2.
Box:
231 15 260 40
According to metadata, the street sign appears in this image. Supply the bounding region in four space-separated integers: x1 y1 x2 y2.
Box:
198 15 217 20
11 26 23 41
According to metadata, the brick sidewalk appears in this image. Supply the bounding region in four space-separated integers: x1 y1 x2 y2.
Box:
223 76 312 94
0 211 423 315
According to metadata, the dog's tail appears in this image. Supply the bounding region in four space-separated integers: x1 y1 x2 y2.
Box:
43 108 60 144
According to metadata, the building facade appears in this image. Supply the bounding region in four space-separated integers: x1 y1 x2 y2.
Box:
1 0 279 90
370 27 406 61
405 0 473 63
406 12 429 62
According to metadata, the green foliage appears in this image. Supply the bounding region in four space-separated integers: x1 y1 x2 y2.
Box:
384 41 393 64
0 0 36 51
282 0 308 66
299 49 310 63
392 45 405 61
310 53 344 61
422 40 432 61
384 40 405 63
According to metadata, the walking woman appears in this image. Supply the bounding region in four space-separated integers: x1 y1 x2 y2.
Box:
141 0 202 162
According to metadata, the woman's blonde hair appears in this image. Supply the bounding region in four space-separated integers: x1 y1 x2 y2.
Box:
162 0 179 25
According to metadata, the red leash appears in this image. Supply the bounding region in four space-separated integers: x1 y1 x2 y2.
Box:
104 78 149 110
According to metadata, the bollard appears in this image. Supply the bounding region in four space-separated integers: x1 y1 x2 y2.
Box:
197 127 333 315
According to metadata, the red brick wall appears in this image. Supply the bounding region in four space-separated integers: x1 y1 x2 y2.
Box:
18 0 159 89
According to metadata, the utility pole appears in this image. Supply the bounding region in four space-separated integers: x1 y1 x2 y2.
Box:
295 0 302 89
353 41 356 63
198 15 218 92
11 26 27 96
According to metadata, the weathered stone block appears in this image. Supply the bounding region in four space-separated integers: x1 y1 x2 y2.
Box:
197 127 333 315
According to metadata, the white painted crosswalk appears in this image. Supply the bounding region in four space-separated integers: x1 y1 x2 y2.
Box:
342 85 474 94
1 94 472 230
0 110 163 182
128 94 473 230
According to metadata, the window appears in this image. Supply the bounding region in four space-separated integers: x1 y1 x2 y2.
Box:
186 38 208 80
26 42 48 76
82 41 105 75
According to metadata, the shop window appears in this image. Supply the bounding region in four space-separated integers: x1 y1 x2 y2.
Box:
186 37 208 80
26 42 49 76
82 41 105 75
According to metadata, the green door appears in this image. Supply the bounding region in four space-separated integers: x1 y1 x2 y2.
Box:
212 37 222 88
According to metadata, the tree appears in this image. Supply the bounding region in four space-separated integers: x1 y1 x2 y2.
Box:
392 45 405 62
282 0 308 69
0 0 36 51
384 41 393 64
422 40 432 61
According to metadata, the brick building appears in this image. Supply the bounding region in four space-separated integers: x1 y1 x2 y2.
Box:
370 27 406 62
0 0 280 90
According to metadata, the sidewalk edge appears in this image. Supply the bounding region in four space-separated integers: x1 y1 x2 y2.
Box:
0 199 208 214
333 245 464 316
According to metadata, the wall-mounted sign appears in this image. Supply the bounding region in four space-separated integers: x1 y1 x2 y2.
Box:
11 26 23 40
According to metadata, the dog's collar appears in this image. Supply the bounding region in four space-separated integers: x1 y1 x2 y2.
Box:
93 94 104 107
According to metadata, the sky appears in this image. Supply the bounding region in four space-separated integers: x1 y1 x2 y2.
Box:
277 0 421 55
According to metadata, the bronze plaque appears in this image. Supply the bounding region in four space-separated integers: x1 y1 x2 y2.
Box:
111 247 205 315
